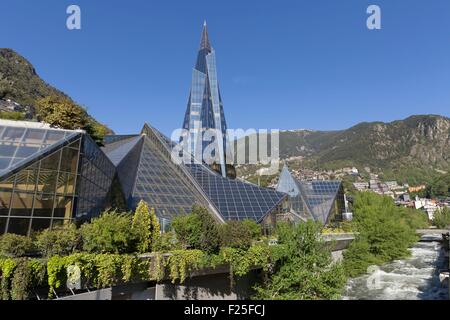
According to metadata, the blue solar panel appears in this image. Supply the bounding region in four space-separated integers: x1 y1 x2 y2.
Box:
187 164 286 222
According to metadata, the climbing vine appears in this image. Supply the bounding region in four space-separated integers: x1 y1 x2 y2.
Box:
164 250 207 284
2 244 275 299
0 257 46 300
220 244 272 277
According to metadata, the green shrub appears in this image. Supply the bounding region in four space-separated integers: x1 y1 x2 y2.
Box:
343 239 382 277
0 111 25 120
0 234 34 257
172 212 202 249
343 192 422 278
131 201 161 253
172 205 221 254
149 207 161 251
242 220 262 240
253 221 347 300
10 258 31 300
0 257 46 300
220 221 254 249
433 207 450 229
80 211 136 254
193 205 221 254
35 224 81 257
0 258 17 300
153 231 181 252
132 201 152 253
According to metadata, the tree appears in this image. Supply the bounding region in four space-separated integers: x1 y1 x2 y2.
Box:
193 205 221 254
132 201 152 254
149 207 161 251
131 200 161 253
430 174 450 198
84 120 109 146
35 95 108 145
0 72 12 99
171 205 221 253
433 207 450 229
172 213 202 249
343 192 422 277
80 211 136 254
242 220 261 240
36 95 88 130
253 221 347 300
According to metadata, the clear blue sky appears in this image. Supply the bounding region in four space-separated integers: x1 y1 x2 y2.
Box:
1 0 450 136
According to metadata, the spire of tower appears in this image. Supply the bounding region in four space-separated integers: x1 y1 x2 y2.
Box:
200 21 211 50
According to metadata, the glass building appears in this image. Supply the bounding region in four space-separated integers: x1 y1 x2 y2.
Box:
0 120 115 235
0 24 288 236
0 119 288 236
276 165 345 224
182 22 228 177
102 124 287 226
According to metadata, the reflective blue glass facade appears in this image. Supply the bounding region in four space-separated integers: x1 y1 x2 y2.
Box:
75 135 116 220
0 119 289 235
182 23 228 177
102 136 144 202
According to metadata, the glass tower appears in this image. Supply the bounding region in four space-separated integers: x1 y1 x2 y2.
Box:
182 22 228 177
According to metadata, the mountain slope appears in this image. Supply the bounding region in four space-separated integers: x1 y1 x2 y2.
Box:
238 115 450 185
0 48 112 135
281 115 450 171
0 49 69 107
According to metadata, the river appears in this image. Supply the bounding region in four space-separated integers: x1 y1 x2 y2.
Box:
343 235 449 300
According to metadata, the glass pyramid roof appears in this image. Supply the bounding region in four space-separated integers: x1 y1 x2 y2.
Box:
104 124 286 223
276 164 300 197
297 180 343 224
276 165 343 223
0 120 81 179
130 131 208 220
102 135 143 166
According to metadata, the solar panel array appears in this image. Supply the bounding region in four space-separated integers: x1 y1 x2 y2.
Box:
187 164 286 222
